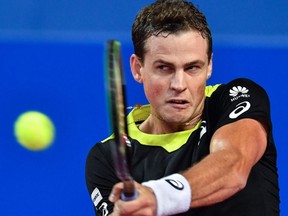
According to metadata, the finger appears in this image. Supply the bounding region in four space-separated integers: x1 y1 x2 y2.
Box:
113 185 157 215
114 199 155 216
109 182 124 202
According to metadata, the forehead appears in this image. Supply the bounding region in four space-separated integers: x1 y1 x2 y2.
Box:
144 31 209 61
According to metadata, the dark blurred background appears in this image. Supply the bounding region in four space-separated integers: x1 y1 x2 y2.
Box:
0 0 287 215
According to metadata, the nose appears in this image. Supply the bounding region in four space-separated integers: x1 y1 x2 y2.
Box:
170 70 187 92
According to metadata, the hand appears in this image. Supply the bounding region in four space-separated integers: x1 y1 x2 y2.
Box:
109 181 157 216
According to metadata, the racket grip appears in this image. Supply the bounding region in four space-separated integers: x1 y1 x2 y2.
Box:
121 190 138 201
121 179 138 201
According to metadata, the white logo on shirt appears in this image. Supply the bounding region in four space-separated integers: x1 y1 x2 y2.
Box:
229 86 249 97
198 121 207 146
229 86 250 102
99 202 109 216
229 101 251 119
91 187 103 207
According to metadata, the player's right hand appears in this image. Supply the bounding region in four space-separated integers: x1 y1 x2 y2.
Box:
109 181 157 216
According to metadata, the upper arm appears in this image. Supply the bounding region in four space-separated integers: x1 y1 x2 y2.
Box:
210 118 267 177
185 79 272 207
208 78 271 176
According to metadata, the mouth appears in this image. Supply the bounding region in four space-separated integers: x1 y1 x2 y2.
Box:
168 99 189 106
170 99 187 104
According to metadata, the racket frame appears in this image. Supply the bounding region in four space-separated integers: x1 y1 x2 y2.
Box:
106 40 137 200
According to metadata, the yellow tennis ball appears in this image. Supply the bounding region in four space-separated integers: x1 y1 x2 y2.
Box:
14 111 55 151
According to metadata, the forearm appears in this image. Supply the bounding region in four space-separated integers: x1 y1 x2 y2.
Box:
183 149 248 208
138 149 248 215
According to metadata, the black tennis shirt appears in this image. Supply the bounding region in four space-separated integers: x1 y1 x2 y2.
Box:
86 78 280 216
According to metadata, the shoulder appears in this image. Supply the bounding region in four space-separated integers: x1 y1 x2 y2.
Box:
205 78 272 130
85 139 116 187
207 78 269 104
86 138 114 164
215 78 268 96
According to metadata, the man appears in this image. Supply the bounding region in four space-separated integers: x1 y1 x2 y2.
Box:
86 0 280 215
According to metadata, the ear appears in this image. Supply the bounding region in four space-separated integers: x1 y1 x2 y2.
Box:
207 54 213 79
130 54 143 83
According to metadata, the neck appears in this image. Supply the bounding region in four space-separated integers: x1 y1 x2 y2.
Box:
139 113 201 134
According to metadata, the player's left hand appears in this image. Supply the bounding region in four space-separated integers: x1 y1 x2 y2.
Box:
109 181 157 216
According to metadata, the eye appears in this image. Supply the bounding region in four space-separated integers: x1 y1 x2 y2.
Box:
186 65 198 70
158 65 169 70
185 65 201 75
156 64 173 73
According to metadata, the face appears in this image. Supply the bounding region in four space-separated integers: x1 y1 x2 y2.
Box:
130 30 212 131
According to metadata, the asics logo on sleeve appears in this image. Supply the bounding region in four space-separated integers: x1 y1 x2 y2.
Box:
229 101 251 119
165 179 184 190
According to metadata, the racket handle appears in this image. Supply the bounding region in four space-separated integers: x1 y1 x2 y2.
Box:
121 179 138 201
121 190 138 201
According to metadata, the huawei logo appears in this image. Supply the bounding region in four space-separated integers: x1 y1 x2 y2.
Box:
229 86 249 97
229 86 250 102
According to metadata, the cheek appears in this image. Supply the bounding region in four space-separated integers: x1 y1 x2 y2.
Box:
188 77 207 99
143 78 165 101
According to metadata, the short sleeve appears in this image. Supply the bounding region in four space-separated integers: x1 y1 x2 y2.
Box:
210 78 272 131
85 141 119 216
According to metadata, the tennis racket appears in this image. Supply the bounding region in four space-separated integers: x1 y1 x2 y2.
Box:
105 40 137 201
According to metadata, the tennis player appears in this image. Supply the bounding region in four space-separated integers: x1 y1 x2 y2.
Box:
86 0 280 215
